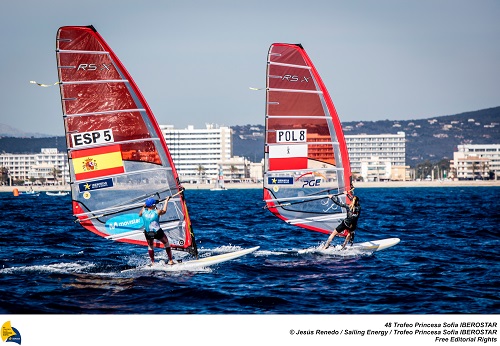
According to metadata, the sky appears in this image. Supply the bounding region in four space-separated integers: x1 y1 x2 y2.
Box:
1 0 499 136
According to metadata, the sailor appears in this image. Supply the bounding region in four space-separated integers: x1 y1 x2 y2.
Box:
322 192 361 250
139 196 174 265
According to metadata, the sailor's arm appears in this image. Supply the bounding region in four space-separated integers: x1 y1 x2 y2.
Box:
158 196 171 215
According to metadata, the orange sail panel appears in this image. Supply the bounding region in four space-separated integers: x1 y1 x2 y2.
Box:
263 43 353 235
56 26 197 256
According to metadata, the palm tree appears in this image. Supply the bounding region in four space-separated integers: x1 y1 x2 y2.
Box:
450 167 457 180
230 165 238 183
470 162 478 180
0 166 8 185
196 165 206 184
480 162 489 179
52 165 62 185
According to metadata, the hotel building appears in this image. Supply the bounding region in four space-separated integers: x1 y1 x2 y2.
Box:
160 124 233 183
451 144 500 180
0 148 69 185
345 132 407 181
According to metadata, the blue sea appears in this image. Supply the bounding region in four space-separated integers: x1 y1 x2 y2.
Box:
0 186 499 315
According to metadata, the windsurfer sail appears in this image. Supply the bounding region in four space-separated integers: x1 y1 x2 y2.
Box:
263 43 354 236
211 165 226 191
55 25 197 256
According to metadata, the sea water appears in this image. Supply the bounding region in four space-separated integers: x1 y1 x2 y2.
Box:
0 186 498 314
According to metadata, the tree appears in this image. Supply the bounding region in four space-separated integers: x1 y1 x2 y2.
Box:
52 165 62 184
450 167 457 180
196 165 205 184
470 162 478 180
0 166 8 185
435 159 450 180
415 160 433 180
230 165 238 182
480 162 489 179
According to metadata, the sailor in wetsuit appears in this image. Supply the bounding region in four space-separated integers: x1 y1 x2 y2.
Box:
139 197 174 265
322 192 361 250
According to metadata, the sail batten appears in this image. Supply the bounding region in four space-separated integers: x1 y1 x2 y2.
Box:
267 116 330 119
58 50 110 55
68 138 164 152
64 108 146 117
263 43 352 235
69 167 173 188
56 25 197 256
268 62 312 69
61 79 128 85
268 88 323 94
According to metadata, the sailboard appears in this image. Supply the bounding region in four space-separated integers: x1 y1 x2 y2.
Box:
55 25 197 257
46 191 69 196
19 191 40 197
298 238 401 254
210 164 226 191
122 246 260 273
262 43 399 250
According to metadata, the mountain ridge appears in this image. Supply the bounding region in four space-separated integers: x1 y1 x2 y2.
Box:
1 106 499 167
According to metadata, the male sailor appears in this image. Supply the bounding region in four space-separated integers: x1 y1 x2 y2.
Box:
139 197 174 265
322 192 361 250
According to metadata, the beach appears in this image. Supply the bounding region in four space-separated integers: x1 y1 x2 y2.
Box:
2 179 499 194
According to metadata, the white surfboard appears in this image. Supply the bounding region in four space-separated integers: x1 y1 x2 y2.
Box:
298 238 400 254
122 246 260 273
350 237 400 251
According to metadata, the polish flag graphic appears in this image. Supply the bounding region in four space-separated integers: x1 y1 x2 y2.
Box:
269 144 308 171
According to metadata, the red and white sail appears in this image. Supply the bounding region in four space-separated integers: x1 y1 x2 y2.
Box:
56 25 197 255
263 43 353 235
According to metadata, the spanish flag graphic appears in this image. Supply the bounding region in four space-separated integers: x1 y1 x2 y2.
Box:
72 144 124 181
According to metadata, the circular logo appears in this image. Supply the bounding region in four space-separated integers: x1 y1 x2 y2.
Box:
83 191 91 199
273 185 279 192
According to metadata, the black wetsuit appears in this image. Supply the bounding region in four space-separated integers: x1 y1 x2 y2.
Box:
332 196 361 233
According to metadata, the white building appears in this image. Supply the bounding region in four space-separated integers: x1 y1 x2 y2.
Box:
219 156 248 183
345 132 406 181
160 124 232 183
0 148 69 185
451 144 500 180
248 160 264 183
360 156 392 182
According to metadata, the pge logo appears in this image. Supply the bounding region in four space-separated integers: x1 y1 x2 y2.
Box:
302 179 321 188
296 171 327 188
2 321 21 345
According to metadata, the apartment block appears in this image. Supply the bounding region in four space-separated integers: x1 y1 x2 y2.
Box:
345 132 406 181
451 144 500 180
0 148 69 185
160 124 232 182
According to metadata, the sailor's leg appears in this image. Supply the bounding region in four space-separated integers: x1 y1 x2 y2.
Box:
341 233 351 250
162 235 174 264
147 239 155 263
323 230 339 249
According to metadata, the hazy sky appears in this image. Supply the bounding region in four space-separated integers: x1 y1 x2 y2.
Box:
2 0 499 136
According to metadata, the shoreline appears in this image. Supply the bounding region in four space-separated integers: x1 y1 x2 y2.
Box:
1 180 499 193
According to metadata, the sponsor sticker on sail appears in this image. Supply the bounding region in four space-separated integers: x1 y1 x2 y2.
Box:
78 178 114 192
267 177 294 185
269 144 308 170
72 144 124 181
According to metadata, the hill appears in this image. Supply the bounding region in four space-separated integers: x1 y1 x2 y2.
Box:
1 107 499 167
232 106 500 167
